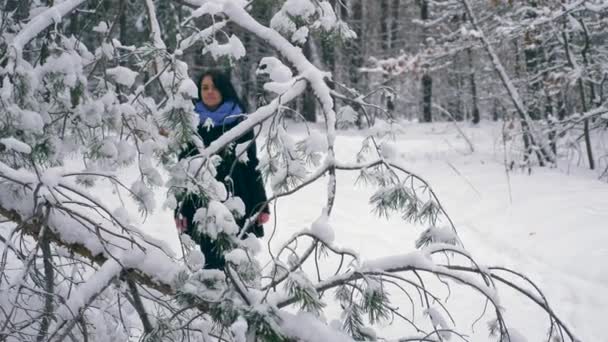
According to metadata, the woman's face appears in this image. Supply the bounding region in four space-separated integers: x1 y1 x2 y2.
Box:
201 75 222 109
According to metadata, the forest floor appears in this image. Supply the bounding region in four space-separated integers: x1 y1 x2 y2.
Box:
141 120 608 341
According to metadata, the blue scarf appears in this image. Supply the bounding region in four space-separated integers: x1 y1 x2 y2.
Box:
194 100 244 126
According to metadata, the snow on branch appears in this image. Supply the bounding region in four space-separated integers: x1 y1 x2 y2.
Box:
221 2 336 137
8 0 86 59
0 205 176 295
145 0 167 50
0 161 181 297
198 79 308 158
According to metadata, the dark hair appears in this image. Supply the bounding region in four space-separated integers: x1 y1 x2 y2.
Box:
197 70 247 112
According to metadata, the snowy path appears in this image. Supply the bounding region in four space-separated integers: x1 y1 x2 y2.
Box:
146 122 607 341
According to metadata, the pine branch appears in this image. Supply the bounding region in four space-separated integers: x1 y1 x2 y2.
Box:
0 206 174 296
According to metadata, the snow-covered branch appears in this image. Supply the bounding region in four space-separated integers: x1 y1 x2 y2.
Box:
8 0 87 59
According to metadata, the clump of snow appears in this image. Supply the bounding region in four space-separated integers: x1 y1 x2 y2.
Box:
178 78 198 98
278 311 355 342
235 141 251 164
425 307 451 340
283 0 316 20
141 157 164 187
115 140 137 165
193 200 239 239
241 234 262 255
99 139 118 159
39 51 85 87
130 180 156 212
292 26 309 44
106 66 138 87
41 167 64 188
203 35 246 61
230 316 248 342
190 2 223 18
225 248 249 265
100 41 114 58
270 10 296 35
311 208 334 243
186 248 206 270
18 108 44 134
0 137 32 154
416 226 459 248
225 196 246 218
92 21 109 33
315 1 338 30
57 259 122 321
257 57 293 83
359 250 434 272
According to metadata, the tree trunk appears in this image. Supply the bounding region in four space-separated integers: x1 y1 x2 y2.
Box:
578 18 596 169
422 74 433 122
420 0 433 123
381 0 389 51
524 31 542 121
461 0 555 166
300 39 318 122
561 27 595 170
468 48 480 124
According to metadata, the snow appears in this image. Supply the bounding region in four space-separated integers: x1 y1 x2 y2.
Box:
425 307 451 340
234 141 250 164
316 1 338 31
130 180 156 212
5 114 603 340
292 26 309 44
40 167 63 188
190 2 224 18
193 200 239 239
106 66 138 88
178 78 199 98
57 258 121 320
9 0 86 58
257 57 293 83
178 21 228 52
145 0 166 50
283 0 316 20
278 311 355 342
310 208 335 243
17 108 44 133
39 51 85 88
92 21 108 33
99 139 118 159
161 120 604 341
225 248 249 265
230 316 248 342
203 35 246 61
270 10 296 35
0 137 31 154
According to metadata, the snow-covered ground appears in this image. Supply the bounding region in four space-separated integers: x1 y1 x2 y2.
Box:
139 121 607 341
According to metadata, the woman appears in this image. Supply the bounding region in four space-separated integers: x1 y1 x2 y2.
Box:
175 70 270 270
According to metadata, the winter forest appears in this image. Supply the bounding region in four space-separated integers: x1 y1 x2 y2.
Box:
1 0 607 341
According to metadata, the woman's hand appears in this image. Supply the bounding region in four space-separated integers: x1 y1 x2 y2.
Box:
175 216 187 233
257 212 270 225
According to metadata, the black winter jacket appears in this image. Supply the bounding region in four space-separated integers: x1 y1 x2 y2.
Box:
177 119 269 268
179 120 270 237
